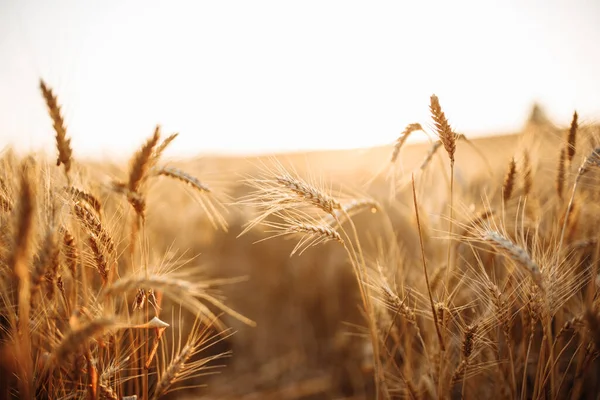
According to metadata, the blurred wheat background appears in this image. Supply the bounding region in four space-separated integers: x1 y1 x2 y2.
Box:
1 1 600 400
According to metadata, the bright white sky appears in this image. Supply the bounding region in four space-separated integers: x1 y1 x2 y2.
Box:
1 0 599 158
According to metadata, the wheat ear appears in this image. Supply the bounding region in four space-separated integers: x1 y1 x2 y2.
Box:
155 166 211 193
503 157 517 201
429 95 456 163
391 123 423 163
482 230 544 291
129 125 161 193
65 186 102 218
566 111 578 163
40 79 73 182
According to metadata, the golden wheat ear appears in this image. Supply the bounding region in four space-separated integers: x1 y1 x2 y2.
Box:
152 314 233 400
153 166 229 231
128 125 161 194
481 230 544 292
566 111 578 163
502 157 517 202
429 95 456 164
153 132 179 164
40 79 73 182
391 123 424 163
116 125 162 222
556 148 566 200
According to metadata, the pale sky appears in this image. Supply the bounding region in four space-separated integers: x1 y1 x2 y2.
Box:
1 0 599 158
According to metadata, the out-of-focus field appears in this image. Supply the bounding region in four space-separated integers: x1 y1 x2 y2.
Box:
140 118 597 398
2 88 600 400
153 124 562 398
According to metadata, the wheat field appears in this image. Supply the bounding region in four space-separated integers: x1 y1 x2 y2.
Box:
0 80 599 400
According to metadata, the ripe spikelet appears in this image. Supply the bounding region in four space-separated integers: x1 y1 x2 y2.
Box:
153 340 192 399
276 175 341 215
132 288 147 311
156 166 211 193
451 360 468 387
378 276 418 328
73 203 115 254
62 229 78 279
522 150 532 196
391 123 423 163
152 317 230 400
462 323 478 359
342 198 379 214
557 148 566 199
290 222 342 241
503 157 517 201
557 316 585 339
487 282 509 328
429 95 456 163
153 133 179 164
35 226 60 299
39 79 73 177
88 234 109 283
567 111 578 162
65 187 102 218
482 230 544 291
128 125 161 193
